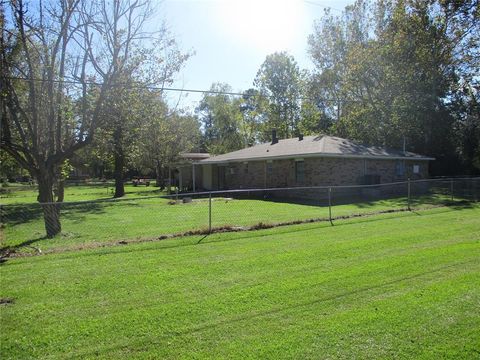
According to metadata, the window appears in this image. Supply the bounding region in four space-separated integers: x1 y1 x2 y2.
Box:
244 162 249 174
266 161 273 174
413 164 420 174
395 160 405 176
295 160 305 184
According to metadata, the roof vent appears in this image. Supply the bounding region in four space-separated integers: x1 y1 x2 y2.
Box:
298 134 304 141
271 129 278 145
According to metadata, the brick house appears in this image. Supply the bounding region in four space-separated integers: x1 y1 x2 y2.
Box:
196 134 434 191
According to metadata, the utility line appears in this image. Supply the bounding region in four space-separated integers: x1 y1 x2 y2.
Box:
4 76 361 103
303 0 343 12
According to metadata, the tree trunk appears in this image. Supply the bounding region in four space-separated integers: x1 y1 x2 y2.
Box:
155 161 163 188
38 171 61 238
114 154 125 198
56 179 65 202
113 136 125 198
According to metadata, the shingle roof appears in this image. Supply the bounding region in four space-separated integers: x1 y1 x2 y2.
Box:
200 135 435 164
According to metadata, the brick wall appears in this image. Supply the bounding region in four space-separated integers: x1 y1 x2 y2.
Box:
210 156 429 190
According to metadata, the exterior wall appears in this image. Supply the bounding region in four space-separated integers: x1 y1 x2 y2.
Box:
201 157 429 191
202 164 213 190
224 161 266 189
304 158 364 186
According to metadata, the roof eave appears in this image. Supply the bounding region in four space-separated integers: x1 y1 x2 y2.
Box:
199 153 435 164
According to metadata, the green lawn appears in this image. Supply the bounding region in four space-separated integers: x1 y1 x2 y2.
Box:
0 182 164 204
1 189 460 254
1 206 479 359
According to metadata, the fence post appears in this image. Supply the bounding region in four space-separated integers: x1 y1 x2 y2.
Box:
407 178 411 211
328 187 333 225
208 192 212 233
175 186 179 203
475 178 478 203
450 179 454 202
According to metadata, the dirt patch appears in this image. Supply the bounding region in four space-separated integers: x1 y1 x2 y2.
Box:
0 298 15 306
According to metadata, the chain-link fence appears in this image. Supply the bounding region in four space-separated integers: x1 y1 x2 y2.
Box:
1 177 479 251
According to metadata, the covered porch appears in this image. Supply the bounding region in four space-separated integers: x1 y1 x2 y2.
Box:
169 153 210 192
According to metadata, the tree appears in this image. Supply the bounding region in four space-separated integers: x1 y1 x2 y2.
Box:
197 83 245 154
307 0 479 174
298 73 334 135
254 52 303 139
0 0 186 237
98 31 190 197
132 93 201 187
238 88 268 145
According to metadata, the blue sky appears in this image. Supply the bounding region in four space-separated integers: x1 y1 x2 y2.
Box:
157 0 354 111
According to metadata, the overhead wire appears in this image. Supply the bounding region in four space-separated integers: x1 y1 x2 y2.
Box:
303 0 343 12
4 76 361 103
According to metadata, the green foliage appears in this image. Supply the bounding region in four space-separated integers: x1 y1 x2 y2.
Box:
0 152 29 181
253 52 303 139
197 83 246 154
307 0 479 174
133 97 201 178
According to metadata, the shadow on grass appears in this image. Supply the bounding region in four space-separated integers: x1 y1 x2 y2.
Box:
8 204 473 264
0 235 47 255
238 190 472 211
1 200 144 226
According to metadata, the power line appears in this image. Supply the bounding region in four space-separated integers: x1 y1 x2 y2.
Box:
4 76 361 103
303 0 343 12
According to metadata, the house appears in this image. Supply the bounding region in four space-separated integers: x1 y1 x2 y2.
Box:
196 132 434 191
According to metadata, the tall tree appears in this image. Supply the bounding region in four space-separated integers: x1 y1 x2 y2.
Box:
254 52 303 139
0 0 187 237
197 83 245 154
132 93 201 187
238 88 267 145
307 0 479 174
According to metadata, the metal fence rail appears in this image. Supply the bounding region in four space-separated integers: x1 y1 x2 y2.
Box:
1 177 479 249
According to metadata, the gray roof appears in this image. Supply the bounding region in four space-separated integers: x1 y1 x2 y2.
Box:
200 135 435 164
180 153 210 160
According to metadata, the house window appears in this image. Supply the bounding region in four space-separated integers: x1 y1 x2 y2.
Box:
266 161 273 174
395 160 405 177
244 162 249 174
413 164 420 174
295 160 305 184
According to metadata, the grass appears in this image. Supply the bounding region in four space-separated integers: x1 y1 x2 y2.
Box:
1 206 479 359
0 182 164 204
1 188 460 254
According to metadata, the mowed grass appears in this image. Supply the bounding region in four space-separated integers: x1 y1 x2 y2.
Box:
1 206 479 359
1 190 457 253
0 182 163 204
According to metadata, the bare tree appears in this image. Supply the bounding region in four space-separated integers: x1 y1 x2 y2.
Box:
0 0 165 237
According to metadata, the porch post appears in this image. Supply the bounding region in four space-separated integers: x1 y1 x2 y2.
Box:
179 167 183 191
168 167 171 194
192 163 196 192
